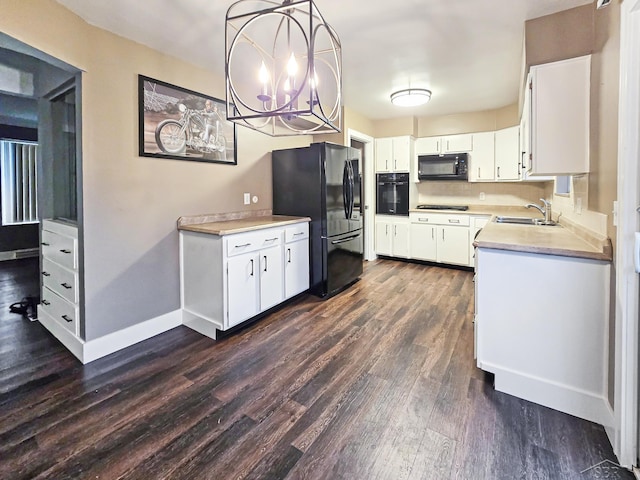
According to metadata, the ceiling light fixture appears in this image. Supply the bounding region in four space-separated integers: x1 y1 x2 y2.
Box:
390 88 432 107
225 0 342 136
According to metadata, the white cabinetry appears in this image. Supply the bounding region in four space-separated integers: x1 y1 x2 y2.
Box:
409 213 470 266
375 136 412 173
38 220 80 337
375 216 409 258
180 221 309 337
494 126 520 181
528 55 591 175
469 215 490 265
284 224 310 298
468 132 495 182
415 134 473 156
475 247 610 424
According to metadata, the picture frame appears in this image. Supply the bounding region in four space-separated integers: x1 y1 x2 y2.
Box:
138 75 237 165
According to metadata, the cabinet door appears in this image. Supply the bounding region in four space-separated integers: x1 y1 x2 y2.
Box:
375 220 392 255
392 136 411 172
437 226 470 266
259 245 284 311
530 56 590 175
227 253 260 328
415 137 441 155
409 223 437 261
285 240 310 298
375 138 393 172
468 132 495 182
392 222 410 258
495 126 520 181
443 134 473 153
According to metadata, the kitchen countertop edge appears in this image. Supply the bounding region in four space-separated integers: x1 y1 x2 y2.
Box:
178 215 311 236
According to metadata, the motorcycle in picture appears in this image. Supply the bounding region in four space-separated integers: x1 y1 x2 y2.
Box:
154 103 226 156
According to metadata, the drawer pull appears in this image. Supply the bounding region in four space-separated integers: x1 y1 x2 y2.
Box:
418 218 428 222
234 243 251 249
41 242 50 246
265 237 279 242
60 249 72 254
61 283 72 290
293 232 304 237
42 271 51 277
448 219 460 224
61 314 73 323
42 300 51 306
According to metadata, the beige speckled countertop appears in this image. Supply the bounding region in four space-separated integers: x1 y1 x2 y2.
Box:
178 215 310 236
474 218 612 261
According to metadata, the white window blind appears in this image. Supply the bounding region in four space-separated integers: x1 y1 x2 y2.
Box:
1 140 38 225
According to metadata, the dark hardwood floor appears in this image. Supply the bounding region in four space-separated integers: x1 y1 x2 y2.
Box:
0 257 632 479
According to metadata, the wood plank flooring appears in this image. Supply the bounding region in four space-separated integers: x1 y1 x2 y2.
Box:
0 257 633 479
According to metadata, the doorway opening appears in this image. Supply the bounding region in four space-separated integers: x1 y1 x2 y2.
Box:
348 129 375 261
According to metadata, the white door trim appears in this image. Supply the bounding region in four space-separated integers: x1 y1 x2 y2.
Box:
614 0 640 469
347 128 376 261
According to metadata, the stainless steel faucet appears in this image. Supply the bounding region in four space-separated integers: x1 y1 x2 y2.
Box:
526 198 553 223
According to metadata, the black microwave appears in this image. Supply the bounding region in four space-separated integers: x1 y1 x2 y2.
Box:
418 153 468 181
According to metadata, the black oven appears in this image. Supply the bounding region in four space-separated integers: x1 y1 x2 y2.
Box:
376 173 409 216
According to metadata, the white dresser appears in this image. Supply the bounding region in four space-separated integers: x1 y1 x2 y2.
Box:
38 219 80 337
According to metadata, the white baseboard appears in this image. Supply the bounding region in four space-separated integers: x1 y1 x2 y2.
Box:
0 248 39 261
182 309 220 340
485 362 614 426
82 309 182 363
38 308 182 364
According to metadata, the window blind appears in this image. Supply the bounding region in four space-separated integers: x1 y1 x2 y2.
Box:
1 140 38 225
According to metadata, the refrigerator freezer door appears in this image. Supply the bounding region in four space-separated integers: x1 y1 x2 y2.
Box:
326 229 364 296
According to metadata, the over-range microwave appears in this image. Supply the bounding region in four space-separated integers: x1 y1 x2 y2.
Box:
418 153 468 181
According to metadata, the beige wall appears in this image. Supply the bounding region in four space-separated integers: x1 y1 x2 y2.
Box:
0 0 311 339
313 106 376 145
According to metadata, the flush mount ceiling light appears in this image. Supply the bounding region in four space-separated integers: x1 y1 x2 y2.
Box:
225 0 342 136
390 88 432 107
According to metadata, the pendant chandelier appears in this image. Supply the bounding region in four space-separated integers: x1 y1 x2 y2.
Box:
225 0 342 136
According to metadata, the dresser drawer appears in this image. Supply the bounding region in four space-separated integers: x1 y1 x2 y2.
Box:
40 287 79 336
285 223 309 243
42 230 77 270
225 228 282 257
42 258 79 304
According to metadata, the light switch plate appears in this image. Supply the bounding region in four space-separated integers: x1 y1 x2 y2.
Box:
243 193 250 205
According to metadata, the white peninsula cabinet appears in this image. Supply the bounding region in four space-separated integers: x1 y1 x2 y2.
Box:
180 219 309 339
475 246 611 425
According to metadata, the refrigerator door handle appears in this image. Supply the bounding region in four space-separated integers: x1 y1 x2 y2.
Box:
330 233 361 245
343 162 350 220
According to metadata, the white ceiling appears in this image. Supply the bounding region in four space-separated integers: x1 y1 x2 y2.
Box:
55 0 592 120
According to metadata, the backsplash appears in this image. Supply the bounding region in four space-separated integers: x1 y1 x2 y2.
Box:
416 181 551 207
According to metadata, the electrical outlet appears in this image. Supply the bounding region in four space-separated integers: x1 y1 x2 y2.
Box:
243 193 250 205
479 192 485 201
252 195 259 204
575 197 582 214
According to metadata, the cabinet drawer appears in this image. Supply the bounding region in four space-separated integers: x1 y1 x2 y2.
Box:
409 213 470 226
42 258 79 304
40 287 79 336
285 223 309 243
226 228 282 257
42 230 77 270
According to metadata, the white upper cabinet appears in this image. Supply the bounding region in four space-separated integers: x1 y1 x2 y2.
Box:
528 55 591 175
468 131 495 182
415 134 473 156
494 126 520 181
375 136 412 173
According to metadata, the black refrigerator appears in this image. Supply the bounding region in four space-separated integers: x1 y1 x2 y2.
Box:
272 142 363 298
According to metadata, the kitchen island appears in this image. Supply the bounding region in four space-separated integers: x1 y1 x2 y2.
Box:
474 218 613 427
178 212 311 339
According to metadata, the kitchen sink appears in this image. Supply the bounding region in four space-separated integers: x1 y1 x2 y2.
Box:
494 216 557 226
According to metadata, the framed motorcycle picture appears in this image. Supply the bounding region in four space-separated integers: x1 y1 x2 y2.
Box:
138 75 237 165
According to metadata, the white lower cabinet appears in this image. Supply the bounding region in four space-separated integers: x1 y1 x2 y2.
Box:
375 216 409 258
409 213 470 266
181 221 309 336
